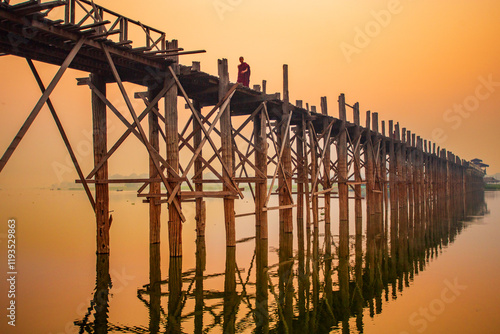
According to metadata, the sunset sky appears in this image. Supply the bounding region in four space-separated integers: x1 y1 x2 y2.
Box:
1 0 499 188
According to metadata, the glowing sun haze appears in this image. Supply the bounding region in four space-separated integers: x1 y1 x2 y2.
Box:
1 0 499 188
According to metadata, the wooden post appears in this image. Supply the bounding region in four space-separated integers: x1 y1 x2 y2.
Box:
425 140 432 244
296 115 305 256
381 120 388 236
148 84 161 244
219 59 236 247
353 103 362 236
92 73 110 254
372 113 383 239
372 113 384 290
321 96 331 252
365 110 376 286
309 114 319 262
254 106 268 239
337 93 349 309
279 64 293 234
407 131 415 269
388 120 398 273
399 127 409 271
193 99 206 237
166 40 182 257
365 111 375 245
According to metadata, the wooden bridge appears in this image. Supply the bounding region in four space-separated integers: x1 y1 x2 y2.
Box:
0 0 486 260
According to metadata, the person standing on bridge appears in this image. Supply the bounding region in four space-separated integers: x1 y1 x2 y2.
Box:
237 57 250 87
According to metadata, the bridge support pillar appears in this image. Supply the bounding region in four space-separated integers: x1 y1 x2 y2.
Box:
337 93 349 309
254 107 268 239
321 97 331 253
166 40 182 257
218 58 235 247
148 83 161 244
279 64 293 234
193 99 206 238
92 73 110 254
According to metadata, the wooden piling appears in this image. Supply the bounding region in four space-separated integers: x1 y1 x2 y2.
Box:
365 111 376 285
166 41 182 257
219 58 236 247
381 120 388 235
365 111 375 241
372 112 383 239
388 120 398 226
337 93 349 308
321 96 331 249
193 99 206 237
353 103 363 236
91 73 110 254
310 120 319 236
279 64 293 234
395 124 408 272
254 106 268 239
148 84 161 244
295 112 305 256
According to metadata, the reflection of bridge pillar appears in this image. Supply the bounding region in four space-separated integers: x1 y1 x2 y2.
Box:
277 232 293 332
223 247 237 334
92 73 110 254
255 237 269 333
149 244 161 334
195 236 206 334
94 254 110 334
168 256 182 333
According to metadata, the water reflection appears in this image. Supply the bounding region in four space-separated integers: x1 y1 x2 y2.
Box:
74 254 111 333
76 190 487 333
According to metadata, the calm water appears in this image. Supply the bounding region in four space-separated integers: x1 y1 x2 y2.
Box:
0 189 498 333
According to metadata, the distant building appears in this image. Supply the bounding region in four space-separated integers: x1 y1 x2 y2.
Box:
470 158 489 174
484 177 500 184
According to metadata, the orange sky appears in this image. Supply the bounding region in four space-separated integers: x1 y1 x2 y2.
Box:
1 0 499 188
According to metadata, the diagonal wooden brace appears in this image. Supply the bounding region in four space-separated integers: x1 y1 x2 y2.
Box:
101 43 185 222
0 38 85 173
